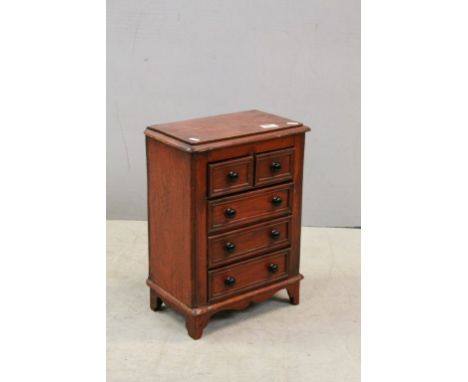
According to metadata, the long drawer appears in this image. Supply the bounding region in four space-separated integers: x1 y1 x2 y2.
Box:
207 183 293 233
208 250 289 302
207 217 291 268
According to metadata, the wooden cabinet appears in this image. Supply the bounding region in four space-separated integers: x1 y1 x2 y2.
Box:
145 110 310 339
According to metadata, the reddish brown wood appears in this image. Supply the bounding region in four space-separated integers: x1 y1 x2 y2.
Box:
146 138 194 306
192 153 208 306
185 313 211 340
207 217 291 268
208 155 253 197
208 250 289 302
144 125 309 153
290 134 306 275
147 110 304 146
204 135 296 161
147 274 303 340
286 281 300 305
145 110 310 339
207 183 293 233
255 147 295 186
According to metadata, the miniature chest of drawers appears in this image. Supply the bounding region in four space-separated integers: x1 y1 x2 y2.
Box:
145 110 310 339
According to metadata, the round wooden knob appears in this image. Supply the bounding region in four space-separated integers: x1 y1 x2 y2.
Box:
270 229 281 239
224 208 237 218
267 263 279 273
271 162 282 172
224 242 236 252
224 276 236 287
272 196 282 206
227 171 239 182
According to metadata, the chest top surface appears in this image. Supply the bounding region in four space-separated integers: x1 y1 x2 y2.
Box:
147 110 308 146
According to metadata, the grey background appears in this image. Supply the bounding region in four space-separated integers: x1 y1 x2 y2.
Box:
107 0 360 227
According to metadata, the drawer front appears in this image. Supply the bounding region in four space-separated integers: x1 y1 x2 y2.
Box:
208 156 253 197
209 250 289 302
208 217 291 268
207 184 293 233
255 148 294 186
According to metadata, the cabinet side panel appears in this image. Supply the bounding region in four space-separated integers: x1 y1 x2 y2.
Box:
193 154 208 306
290 134 306 275
146 137 193 306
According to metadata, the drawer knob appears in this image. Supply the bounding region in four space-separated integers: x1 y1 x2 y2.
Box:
271 162 282 172
224 208 237 218
267 263 279 273
270 229 281 239
224 276 236 287
224 242 236 252
272 196 282 206
227 170 239 182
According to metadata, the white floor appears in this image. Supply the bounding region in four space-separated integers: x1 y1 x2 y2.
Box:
107 221 360 382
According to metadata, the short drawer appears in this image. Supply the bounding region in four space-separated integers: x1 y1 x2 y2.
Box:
208 156 253 197
208 250 289 302
207 184 293 233
207 217 291 268
255 148 294 186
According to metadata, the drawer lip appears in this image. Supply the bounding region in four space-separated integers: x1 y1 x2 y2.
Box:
207 183 293 233
208 249 290 303
207 216 292 269
208 155 254 198
255 147 295 187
